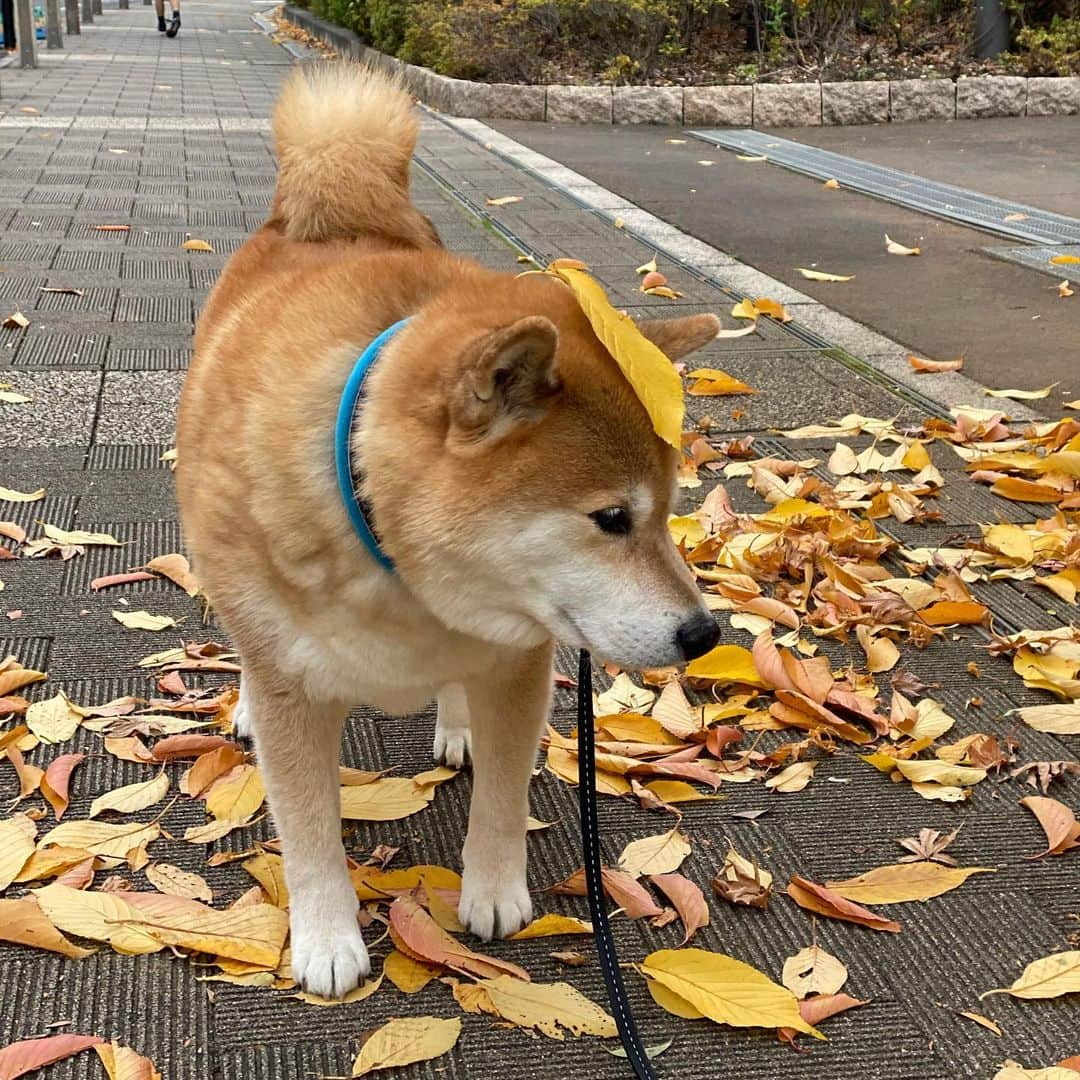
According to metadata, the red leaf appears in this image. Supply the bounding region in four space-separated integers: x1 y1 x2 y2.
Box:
151 734 232 761
787 875 901 933
41 752 85 820
649 872 710 944
778 993 869 1044
0 1034 104 1079
90 571 156 591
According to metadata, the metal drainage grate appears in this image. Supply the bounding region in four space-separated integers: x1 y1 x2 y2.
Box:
690 129 1080 245
984 244 1080 283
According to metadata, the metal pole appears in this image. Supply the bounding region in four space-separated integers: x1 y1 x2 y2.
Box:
15 0 37 66
2 0 17 49
65 0 78 33
45 0 62 47
80 0 92 24
974 0 1009 58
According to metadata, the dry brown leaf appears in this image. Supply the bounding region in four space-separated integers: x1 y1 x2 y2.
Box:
0 1034 104 1078
825 862 994 904
781 945 848 999
145 553 200 596
0 896 95 958
145 863 213 902
787 875 901 932
40 752 84 820
94 1041 162 1080
181 238 214 252
649 872 710 944
452 974 616 1039
909 354 963 373
1020 796 1080 858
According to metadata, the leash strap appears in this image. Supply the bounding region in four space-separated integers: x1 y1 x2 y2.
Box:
577 649 659 1080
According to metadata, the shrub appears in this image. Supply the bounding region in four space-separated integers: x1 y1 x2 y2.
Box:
1014 15 1080 72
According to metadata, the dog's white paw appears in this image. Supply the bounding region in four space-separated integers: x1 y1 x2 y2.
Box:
459 870 532 941
433 723 472 768
289 911 371 999
231 683 253 740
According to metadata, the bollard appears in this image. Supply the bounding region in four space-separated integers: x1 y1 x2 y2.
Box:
974 0 1009 58
80 0 92 24
45 0 63 47
65 0 78 32
15 0 37 66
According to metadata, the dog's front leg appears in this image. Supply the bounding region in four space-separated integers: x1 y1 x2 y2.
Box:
458 642 553 940
434 683 471 767
247 676 370 997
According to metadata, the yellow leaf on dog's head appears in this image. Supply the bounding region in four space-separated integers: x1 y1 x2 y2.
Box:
545 264 684 448
641 948 822 1037
352 1016 461 1075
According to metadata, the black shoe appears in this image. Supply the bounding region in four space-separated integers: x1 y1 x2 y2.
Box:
165 13 180 35
157 14 166 29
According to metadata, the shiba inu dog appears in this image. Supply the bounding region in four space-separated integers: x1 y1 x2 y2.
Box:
176 64 722 998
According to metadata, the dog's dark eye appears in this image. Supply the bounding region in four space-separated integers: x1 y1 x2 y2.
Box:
589 507 632 536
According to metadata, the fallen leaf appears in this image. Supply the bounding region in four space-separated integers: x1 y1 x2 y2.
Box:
94 1041 162 1080
985 385 1057 400
605 1038 673 1061
89 771 170 818
1020 796 1080 858
26 692 82 744
111 610 177 632
649 872 710 944
910 355 964 373
205 765 265 821
1050 254 1080 265
823 178 840 189
957 1010 1002 1036
1058 280 1074 298
713 845 772 910
982 951 1080 1000
782 945 848 999
765 760 817 793
0 816 37 890
885 233 921 256
1015 703 1080 736
181 238 214 252
92 224 130 232
1 312 29 331
454 974 616 1039
0 897 95 958
40 820 161 864
994 1063 1079 1079
383 949 441 993
351 1016 461 1075
508 914 593 940
686 368 755 396
145 553 200 596
485 196 522 206
797 268 854 282
786 875 901 933
736 154 767 162
41 752 84 819
0 1034 104 1079
825 862 994 903
243 852 289 908
617 828 691 878
339 776 435 820
641 948 821 1037
294 973 383 1006
778 993 868 1044
145 863 213 902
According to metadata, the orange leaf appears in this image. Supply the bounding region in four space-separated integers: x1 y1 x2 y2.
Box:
909 355 964 373
786 875 901 933
649 873 710 944
0 1034 104 1079
41 753 85 820
919 600 989 626
151 734 233 761
990 476 1066 504
1021 796 1080 858
388 896 530 982
0 897 95 959
183 743 246 797
778 993 869 1044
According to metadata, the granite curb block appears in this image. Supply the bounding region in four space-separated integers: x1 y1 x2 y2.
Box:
279 6 1080 128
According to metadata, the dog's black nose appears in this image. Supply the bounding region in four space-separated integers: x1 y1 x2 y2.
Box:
676 613 720 661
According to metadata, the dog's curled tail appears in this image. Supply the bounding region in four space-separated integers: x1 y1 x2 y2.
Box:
271 63 434 247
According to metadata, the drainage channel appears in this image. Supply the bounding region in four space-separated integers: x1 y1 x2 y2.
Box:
690 129 1080 246
413 149 955 423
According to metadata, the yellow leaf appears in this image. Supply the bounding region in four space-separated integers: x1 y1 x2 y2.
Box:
647 976 705 1019
825 862 994 904
205 765 265 821
145 553 200 596
546 265 684 448
40 819 161 863
182 238 214 251
781 946 848 999
0 815 36 890
885 233 921 256
1057 280 1074 298
339 776 434 820
617 828 691 878
797 268 854 282
1015 702 1080 735
383 949 441 994
984 523 1035 565
352 1016 462 1075
635 256 658 275
736 154 767 162
640 948 822 1037
1050 254 1080 265
686 369 755 396
485 195 522 206
350 863 462 902
42 523 121 545
243 852 289 908
294 973 383 1006
823 178 840 189
994 1064 1078 1079
990 476 1064 504
902 441 931 471
982 951 1080 1000
94 1041 162 1080
985 385 1057 400
25 692 82 745
112 610 177 632
0 896 95 958
956 1010 1002 1036
0 485 45 502
764 760 817 793
33 883 164 954
730 299 758 321
455 975 616 1039
752 297 791 322
643 780 724 804
684 643 764 686
89 771 170 818
509 913 593 939
894 760 986 787
1036 569 1080 605
668 515 707 546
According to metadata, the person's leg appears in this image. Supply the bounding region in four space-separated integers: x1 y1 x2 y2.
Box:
164 0 179 35
154 0 165 31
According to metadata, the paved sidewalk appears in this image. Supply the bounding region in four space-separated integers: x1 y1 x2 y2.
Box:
1 8 1078 1080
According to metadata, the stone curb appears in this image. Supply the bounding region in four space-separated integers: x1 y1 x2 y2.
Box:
281 6 1080 127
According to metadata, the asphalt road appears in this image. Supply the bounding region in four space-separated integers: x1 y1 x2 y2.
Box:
492 116 1080 403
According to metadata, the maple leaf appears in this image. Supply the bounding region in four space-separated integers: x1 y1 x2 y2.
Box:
1010 760 1080 794
896 826 962 865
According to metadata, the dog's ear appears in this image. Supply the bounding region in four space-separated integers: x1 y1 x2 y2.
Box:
636 313 721 360
448 316 561 449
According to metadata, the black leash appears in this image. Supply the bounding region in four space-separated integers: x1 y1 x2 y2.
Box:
577 649 659 1079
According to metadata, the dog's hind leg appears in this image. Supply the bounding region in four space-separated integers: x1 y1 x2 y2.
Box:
246 674 369 997
231 678 252 739
458 642 553 940
434 683 471 768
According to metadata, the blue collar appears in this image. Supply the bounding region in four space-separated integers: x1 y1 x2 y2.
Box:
334 318 410 574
